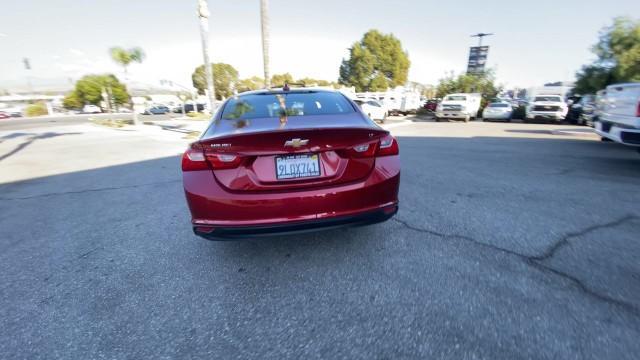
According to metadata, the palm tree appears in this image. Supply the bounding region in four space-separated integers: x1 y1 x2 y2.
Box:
109 47 145 76
260 0 270 88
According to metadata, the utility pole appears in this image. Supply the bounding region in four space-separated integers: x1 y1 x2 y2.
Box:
260 0 271 88
198 0 216 113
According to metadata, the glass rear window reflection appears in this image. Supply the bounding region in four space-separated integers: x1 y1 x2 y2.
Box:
221 92 355 120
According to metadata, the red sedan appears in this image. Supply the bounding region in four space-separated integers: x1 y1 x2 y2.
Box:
182 88 400 240
0 111 11 119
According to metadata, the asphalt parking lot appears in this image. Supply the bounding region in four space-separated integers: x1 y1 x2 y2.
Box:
1 120 639 359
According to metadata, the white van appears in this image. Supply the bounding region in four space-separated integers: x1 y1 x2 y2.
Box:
435 93 482 122
398 93 422 115
595 83 640 150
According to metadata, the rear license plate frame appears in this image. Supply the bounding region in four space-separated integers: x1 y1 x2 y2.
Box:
275 153 321 180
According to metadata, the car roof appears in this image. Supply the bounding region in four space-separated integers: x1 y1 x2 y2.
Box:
235 88 339 97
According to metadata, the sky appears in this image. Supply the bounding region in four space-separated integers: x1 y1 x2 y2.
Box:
0 0 639 91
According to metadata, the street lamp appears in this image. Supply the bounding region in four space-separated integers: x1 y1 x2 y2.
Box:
197 0 216 113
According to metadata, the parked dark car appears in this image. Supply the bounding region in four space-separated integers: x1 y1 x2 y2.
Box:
576 94 596 126
174 103 205 113
566 95 587 124
144 105 170 115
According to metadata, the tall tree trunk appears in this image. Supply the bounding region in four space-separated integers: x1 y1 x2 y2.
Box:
260 0 271 88
198 0 215 112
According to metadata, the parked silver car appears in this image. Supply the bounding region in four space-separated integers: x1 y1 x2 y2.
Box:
482 102 513 122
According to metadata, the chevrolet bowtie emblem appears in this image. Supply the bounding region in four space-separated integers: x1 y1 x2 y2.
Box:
284 138 309 148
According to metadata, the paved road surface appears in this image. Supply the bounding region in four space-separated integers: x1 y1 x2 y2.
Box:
0 113 179 131
1 121 639 359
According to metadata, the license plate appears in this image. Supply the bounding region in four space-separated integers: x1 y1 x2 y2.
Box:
275 154 321 180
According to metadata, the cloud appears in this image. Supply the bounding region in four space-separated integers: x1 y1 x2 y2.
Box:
0 33 8 37
69 48 85 56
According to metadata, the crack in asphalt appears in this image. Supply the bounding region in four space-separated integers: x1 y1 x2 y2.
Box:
530 215 639 261
0 179 181 201
391 216 640 317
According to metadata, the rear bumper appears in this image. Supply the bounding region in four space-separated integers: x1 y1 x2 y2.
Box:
595 121 640 147
183 155 400 239
526 112 565 121
436 111 469 119
483 113 511 120
193 205 397 240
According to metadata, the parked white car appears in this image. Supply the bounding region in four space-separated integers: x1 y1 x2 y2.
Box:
435 93 482 122
525 95 567 122
354 99 387 123
482 102 513 122
595 83 640 150
82 104 102 114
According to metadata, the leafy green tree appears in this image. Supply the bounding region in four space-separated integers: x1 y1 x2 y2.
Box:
25 102 49 117
574 17 640 94
192 63 239 100
271 73 294 87
339 30 410 92
62 91 83 110
297 78 332 87
109 47 145 75
236 76 265 92
62 74 129 110
435 71 501 108
574 65 615 95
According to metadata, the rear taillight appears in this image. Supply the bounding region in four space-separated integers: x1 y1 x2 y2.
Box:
376 134 399 156
636 101 640 117
205 153 244 169
182 143 209 171
348 142 378 158
182 142 244 171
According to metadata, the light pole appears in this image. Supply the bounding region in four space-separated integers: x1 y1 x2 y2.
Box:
197 0 215 113
260 0 271 88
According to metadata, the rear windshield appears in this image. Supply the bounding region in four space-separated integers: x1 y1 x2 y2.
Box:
534 96 562 102
489 103 510 108
445 96 466 101
221 92 354 120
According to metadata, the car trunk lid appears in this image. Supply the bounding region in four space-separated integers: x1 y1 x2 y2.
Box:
198 115 387 192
